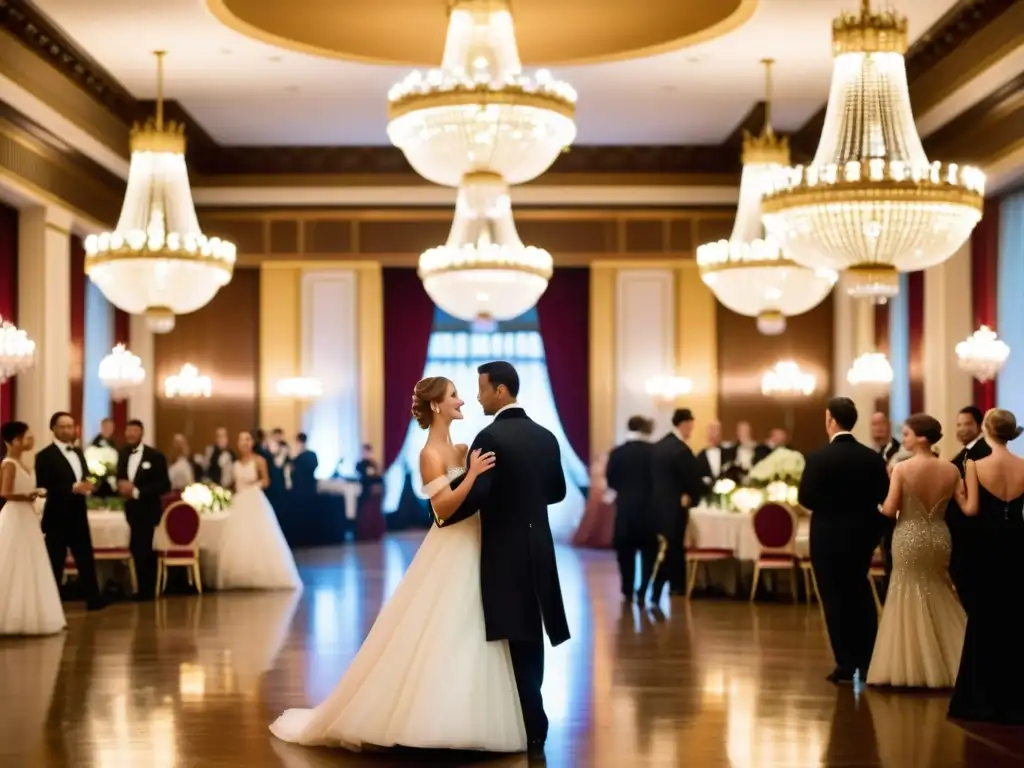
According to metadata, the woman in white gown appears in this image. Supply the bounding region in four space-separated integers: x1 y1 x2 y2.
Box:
214 431 302 591
0 421 65 635
270 376 526 753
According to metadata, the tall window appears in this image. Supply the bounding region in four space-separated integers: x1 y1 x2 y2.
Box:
383 308 589 540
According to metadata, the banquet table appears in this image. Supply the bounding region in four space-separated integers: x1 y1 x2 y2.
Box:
316 478 361 520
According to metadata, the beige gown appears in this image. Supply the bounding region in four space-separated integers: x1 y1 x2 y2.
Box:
867 488 966 687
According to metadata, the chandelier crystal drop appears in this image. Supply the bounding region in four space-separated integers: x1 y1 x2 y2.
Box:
419 172 552 322
0 316 35 383
698 60 837 335
760 0 984 302
275 377 324 400
387 0 577 187
84 52 235 334
645 376 694 402
761 361 817 397
164 363 212 399
847 352 893 386
955 326 1010 382
98 344 146 401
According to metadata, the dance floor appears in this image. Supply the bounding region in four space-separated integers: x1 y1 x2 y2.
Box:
2 535 1023 768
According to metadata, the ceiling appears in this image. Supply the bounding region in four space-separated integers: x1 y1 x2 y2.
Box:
31 0 960 147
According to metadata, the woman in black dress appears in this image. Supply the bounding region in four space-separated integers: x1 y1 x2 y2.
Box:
950 408 1024 723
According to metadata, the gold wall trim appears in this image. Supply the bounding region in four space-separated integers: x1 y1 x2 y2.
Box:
258 265 302 436
357 264 385 461
589 264 616 460
676 261 718 453
191 172 739 189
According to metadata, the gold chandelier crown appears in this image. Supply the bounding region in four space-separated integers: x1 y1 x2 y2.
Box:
833 0 908 54
742 125 790 166
130 117 186 154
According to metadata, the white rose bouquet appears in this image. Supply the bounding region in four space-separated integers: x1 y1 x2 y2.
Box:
747 448 805 488
182 482 232 515
84 444 118 490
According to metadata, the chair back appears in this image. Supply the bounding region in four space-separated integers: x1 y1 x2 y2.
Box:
752 502 797 555
162 490 183 511
160 501 201 548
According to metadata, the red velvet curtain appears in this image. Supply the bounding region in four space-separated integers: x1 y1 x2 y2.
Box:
536 268 590 462
113 309 130 435
0 204 16 423
971 198 1001 412
383 269 435 466
874 302 890 415
69 236 86 434
908 270 925 414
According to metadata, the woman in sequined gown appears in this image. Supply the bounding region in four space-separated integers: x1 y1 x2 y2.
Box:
867 414 966 688
949 408 1024 723
270 376 527 753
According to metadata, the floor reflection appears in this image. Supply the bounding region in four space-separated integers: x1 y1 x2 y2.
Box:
0 536 1018 767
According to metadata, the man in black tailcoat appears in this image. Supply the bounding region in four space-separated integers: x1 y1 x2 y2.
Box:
606 416 657 603
869 411 901 589
117 419 170 600
446 360 567 761
649 408 705 603
799 397 889 684
946 405 991 614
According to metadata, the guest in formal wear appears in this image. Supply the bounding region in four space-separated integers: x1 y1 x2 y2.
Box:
289 433 319 497
650 409 705 603
35 412 105 611
696 421 736 491
355 443 379 486
355 443 386 542
946 405 991 615
90 417 117 449
798 397 888 684
606 416 657 602
949 408 1024 723
204 427 235 489
754 427 788 464
116 420 171 601
870 411 901 587
732 420 761 476
167 434 196 491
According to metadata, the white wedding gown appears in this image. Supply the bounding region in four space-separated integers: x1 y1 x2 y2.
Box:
213 459 302 590
0 459 66 635
270 467 526 753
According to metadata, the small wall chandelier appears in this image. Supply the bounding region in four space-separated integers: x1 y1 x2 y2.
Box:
761 361 817 397
164 363 212 399
760 0 984 303
847 352 893 387
645 375 694 403
98 344 146 401
0 316 35 384
956 326 1009 382
85 52 235 334
275 377 324 400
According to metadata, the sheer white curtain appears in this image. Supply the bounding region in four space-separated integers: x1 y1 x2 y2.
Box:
997 191 1024 455
383 326 589 541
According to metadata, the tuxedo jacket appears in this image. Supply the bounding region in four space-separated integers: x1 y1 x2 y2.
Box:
116 445 171 526
35 442 90 534
291 450 319 496
605 439 655 541
876 437 901 464
696 443 738 486
947 437 993 530
446 407 569 646
799 434 889 557
650 433 705 532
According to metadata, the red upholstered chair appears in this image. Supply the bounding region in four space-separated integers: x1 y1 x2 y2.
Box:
749 502 800 602
62 550 78 584
684 524 734 597
868 546 886 614
155 501 202 598
162 490 183 509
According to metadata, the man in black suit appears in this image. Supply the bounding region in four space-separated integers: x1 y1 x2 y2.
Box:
947 405 991 614
798 397 889 683
289 432 319 497
650 408 705 602
753 427 789 464
446 360 567 760
606 416 657 602
869 411 901 586
36 411 105 610
90 417 117 449
117 419 171 600
695 420 738 491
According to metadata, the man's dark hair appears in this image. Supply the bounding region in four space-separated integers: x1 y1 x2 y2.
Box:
959 405 984 428
271 427 284 435
627 415 649 433
101 416 114 424
126 419 144 431
49 411 73 430
297 432 308 443
827 396 858 432
477 360 520 397
256 428 267 441
671 408 694 427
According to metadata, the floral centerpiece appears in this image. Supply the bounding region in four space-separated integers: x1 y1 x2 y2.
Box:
84 444 118 493
181 482 232 515
745 448 805 512
710 477 737 508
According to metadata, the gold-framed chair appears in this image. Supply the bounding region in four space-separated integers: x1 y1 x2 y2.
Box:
749 502 800 602
154 500 202 598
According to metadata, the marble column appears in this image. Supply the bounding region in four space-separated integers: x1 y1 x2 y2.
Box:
127 312 156 442
833 276 876 444
17 205 72 436
924 242 973 459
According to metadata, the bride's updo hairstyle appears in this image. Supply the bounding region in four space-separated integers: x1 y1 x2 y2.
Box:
905 413 943 446
411 376 451 429
984 408 1023 444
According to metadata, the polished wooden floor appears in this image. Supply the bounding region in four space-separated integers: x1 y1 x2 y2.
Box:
2 536 1023 768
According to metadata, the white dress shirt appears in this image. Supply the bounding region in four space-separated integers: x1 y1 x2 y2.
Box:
55 440 83 481
704 445 722 478
965 436 982 452
830 431 854 443
735 443 756 470
495 403 524 418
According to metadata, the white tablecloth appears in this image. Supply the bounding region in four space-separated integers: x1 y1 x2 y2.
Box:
688 506 810 560
86 510 228 551
316 478 361 520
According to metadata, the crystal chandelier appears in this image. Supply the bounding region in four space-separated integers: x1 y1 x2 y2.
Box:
275 377 324 400
645 375 694 402
419 172 552 321
85 52 236 334
0 316 35 383
760 0 985 302
698 60 837 335
387 0 577 188
164 363 212 399
98 344 146 401
847 352 893 386
761 361 816 397
956 326 1010 382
